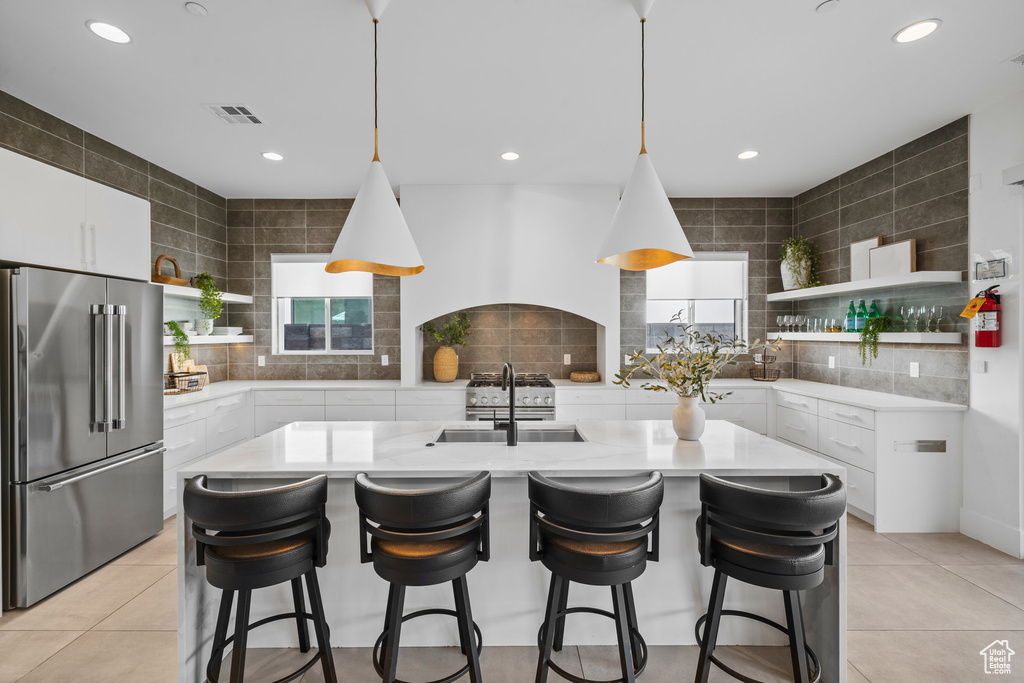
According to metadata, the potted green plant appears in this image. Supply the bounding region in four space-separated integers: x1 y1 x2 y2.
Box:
859 316 893 365
615 312 745 440
166 320 191 368
422 312 473 382
192 272 223 335
780 236 825 290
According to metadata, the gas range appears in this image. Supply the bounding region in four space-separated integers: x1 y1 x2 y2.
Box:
466 372 555 421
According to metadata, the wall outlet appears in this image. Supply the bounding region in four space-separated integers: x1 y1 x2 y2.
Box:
563 354 571 365
909 361 920 378
973 360 987 373
624 354 633 366
828 356 836 369
381 354 389 366
258 355 266 367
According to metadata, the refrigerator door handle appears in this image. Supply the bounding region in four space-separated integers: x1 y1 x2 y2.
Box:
35 445 165 492
89 303 111 432
113 305 127 430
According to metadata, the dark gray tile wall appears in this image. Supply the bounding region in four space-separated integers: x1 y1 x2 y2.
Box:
792 117 970 404
0 90 231 381
421 305 598 380
619 198 796 381
224 199 401 380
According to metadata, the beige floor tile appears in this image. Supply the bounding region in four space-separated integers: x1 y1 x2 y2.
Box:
0 565 172 631
18 630 177 683
93 570 177 631
847 519 932 565
946 564 1024 611
0 630 83 682
847 660 871 683
884 532 1024 565
579 644 801 682
115 515 178 566
849 565 1024 631
849 630 1024 683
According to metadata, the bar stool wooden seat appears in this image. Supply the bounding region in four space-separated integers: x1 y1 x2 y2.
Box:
355 472 491 683
183 474 338 683
528 471 664 683
694 473 846 683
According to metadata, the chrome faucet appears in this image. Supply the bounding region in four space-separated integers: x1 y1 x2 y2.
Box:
501 362 518 446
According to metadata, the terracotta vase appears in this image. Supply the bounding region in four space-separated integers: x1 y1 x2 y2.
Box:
672 396 706 441
433 346 459 383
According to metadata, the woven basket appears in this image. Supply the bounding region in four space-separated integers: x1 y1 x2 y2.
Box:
433 346 459 383
570 371 601 383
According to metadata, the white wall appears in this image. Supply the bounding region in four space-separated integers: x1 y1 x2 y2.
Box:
961 87 1024 556
398 185 621 385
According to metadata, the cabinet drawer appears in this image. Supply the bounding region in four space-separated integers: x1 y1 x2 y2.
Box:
776 406 818 450
208 409 254 450
556 405 627 421
163 455 205 516
396 405 465 421
704 403 768 435
325 390 396 406
396 390 465 406
254 406 324 436
557 389 623 405
818 418 876 472
206 393 249 416
163 422 207 470
165 391 249 429
254 390 325 407
714 388 768 404
814 453 874 515
818 400 875 430
775 391 818 415
165 404 204 429
325 405 396 421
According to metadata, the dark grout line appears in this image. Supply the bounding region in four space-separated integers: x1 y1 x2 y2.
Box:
848 658 872 682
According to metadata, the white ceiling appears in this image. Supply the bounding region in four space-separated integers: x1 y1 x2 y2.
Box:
2 0 1023 199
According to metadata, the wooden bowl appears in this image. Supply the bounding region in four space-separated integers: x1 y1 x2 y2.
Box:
570 371 600 383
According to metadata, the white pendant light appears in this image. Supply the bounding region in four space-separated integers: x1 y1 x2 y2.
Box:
597 0 693 271
327 2 424 276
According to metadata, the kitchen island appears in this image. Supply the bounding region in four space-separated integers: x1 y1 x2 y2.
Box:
177 420 848 683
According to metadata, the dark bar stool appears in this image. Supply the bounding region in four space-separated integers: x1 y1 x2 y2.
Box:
184 474 338 683
694 473 846 683
528 471 664 683
354 472 491 683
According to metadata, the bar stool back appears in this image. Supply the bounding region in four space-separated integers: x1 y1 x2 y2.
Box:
694 473 846 683
529 471 664 683
355 472 491 683
184 474 337 683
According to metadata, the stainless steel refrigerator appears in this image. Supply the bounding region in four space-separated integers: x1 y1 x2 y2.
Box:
1 267 164 609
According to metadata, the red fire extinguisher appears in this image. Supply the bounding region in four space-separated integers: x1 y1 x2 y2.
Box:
975 286 1001 348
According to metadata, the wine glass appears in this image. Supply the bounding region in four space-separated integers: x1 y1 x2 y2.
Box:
920 306 933 333
776 315 785 333
933 306 944 333
907 307 920 333
784 315 794 333
898 306 910 332
794 315 805 333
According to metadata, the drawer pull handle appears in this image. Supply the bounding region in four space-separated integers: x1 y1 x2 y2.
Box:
783 423 806 432
829 437 859 450
215 399 243 409
217 424 240 434
832 411 860 420
848 483 858 490
784 399 809 407
171 410 197 419
166 439 197 452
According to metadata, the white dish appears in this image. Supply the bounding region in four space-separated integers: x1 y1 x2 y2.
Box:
211 327 243 336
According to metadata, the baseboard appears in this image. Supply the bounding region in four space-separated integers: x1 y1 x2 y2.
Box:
960 507 1023 558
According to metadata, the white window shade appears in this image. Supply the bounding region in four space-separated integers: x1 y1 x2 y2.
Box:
646 259 746 300
272 256 373 299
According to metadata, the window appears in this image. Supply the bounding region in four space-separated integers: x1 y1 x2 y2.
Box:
271 255 374 354
645 253 748 351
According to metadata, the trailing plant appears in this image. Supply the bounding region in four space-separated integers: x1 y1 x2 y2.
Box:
859 316 893 365
422 312 473 348
780 236 825 288
166 320 191 365
614 311 747 404
193 272 223 321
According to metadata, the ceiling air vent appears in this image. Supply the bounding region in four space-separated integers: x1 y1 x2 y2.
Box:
205 104 263 124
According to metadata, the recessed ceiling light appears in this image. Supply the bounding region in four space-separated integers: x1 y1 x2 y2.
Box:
184 2 209 17
262 152 284 161
815 0 840 14
738 150 759 160
893 19 942 44
86 21 131 44
501 152 520 161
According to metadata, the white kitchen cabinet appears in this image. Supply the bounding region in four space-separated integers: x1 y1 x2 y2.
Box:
325 405 396 421
625 388 768 434
396 390 464 421
396 405 465 421
163 422 207 471
0 147 150 280
775 406 818 451
556 404 627 421
254 390 326 406
326 390 396 406
208 408 254 451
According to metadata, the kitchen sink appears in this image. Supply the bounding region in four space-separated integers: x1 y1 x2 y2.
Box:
433 427 586 443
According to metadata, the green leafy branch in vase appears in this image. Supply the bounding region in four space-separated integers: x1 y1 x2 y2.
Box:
422 312 473 349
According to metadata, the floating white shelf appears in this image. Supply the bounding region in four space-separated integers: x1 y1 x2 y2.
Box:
766 271 963 303
769 332 962 345
159 283 253 305
163 335 253 345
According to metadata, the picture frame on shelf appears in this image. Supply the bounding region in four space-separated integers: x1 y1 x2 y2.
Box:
869 239 916 279
850 236 881 280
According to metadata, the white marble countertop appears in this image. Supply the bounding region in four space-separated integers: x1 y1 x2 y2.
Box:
178 419 844 479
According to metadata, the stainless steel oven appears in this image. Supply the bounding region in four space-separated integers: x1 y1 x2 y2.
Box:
465 372 556 421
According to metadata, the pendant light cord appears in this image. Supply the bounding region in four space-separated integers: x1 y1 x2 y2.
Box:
640 18 646 154
373 18 380 162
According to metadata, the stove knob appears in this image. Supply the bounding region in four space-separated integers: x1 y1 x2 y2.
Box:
479 396 489 405
469 397 478 405
522 396 531 405
544 396 552 405
533 396 541 405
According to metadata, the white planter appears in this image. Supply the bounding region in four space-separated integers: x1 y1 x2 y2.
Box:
781 258 811 291
672 396 706 441
195 318 215 335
